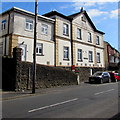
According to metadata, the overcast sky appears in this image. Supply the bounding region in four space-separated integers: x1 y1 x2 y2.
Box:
1 1 119 50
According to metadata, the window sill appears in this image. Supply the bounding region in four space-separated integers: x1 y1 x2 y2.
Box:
41 32 48 36
63 58 69 61
77 60 83 62
25 29 33 32
88 41 92 43
63 34 69 37
77 37 82 40
89 61 93 63
36 54 44 56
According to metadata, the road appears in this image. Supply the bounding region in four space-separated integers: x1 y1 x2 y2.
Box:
2 82 118 118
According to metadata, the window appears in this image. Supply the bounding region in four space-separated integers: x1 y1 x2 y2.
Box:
89 51 93 62
77 49 82 61
36 43 43 55
96 36 100 45
81 16 86 22
25 19 33 31
41 24 48 34
1 20 6 30
88 32 92 43
77 28 82 39
63 46 69 60
63 23 69 35
97 52 100 63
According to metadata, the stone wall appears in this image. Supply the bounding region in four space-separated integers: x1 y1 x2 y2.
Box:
15 62 77 90
2 48 77 91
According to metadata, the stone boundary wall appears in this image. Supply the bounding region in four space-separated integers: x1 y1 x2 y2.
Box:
61 67 105 82
15 62 78 90
2 48 77 91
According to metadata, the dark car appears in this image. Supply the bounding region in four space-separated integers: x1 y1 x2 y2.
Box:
89 71 111 84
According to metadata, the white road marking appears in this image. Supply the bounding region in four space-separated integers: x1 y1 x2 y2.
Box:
28 98 78 113
94 89 115 95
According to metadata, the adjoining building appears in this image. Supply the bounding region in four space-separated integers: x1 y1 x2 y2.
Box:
0 7 55 66
104 41 120 70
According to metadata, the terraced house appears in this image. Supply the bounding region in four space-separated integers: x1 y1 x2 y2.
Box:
0 7 105 70
44 8 105 69
0 7 55 66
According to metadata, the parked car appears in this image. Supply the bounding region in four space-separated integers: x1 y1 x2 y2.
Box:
109 72 117 82
89 71 111 84
114 73 120 81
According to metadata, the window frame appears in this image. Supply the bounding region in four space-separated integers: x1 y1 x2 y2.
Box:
77 28 82 40
36 43 44 56
96 36 100 45
41 24 48 35
25 19 33 31
77 49 82 62
63 23 69 36
63 46 69 60
97 52 101 63
88 32 92 43
88 51 93 62
1 20 6 30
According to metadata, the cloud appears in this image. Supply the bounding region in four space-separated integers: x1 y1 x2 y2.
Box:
87 9 108 17
110 9 120 18
71 1 119 19
87 9 120 19
72 2 96 10
71 0 118 2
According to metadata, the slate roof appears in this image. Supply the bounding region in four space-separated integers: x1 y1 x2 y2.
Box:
43 10 105 35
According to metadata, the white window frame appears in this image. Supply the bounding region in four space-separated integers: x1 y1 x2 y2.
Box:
25 19 33 31
63 46 69 60
36 43 43 55
96 36 100 45
89 51 93 62
88 32 92 43
41 24 48 35
77 49 82 61
77 28 82 40
1 20 6 30
97 52 101 63
63 23 69 36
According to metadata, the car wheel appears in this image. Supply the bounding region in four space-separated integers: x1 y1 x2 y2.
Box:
100 79 103 84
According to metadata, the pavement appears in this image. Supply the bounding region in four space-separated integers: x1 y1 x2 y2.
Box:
1 82 87 101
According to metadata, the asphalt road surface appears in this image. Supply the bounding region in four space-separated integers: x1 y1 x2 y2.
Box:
2 82 119 118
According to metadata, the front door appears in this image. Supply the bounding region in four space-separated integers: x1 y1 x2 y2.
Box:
19 44 27 61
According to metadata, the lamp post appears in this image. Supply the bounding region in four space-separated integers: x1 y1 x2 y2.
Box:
32 0 38 93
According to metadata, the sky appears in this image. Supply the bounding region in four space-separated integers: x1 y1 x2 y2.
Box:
1 0 119 51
